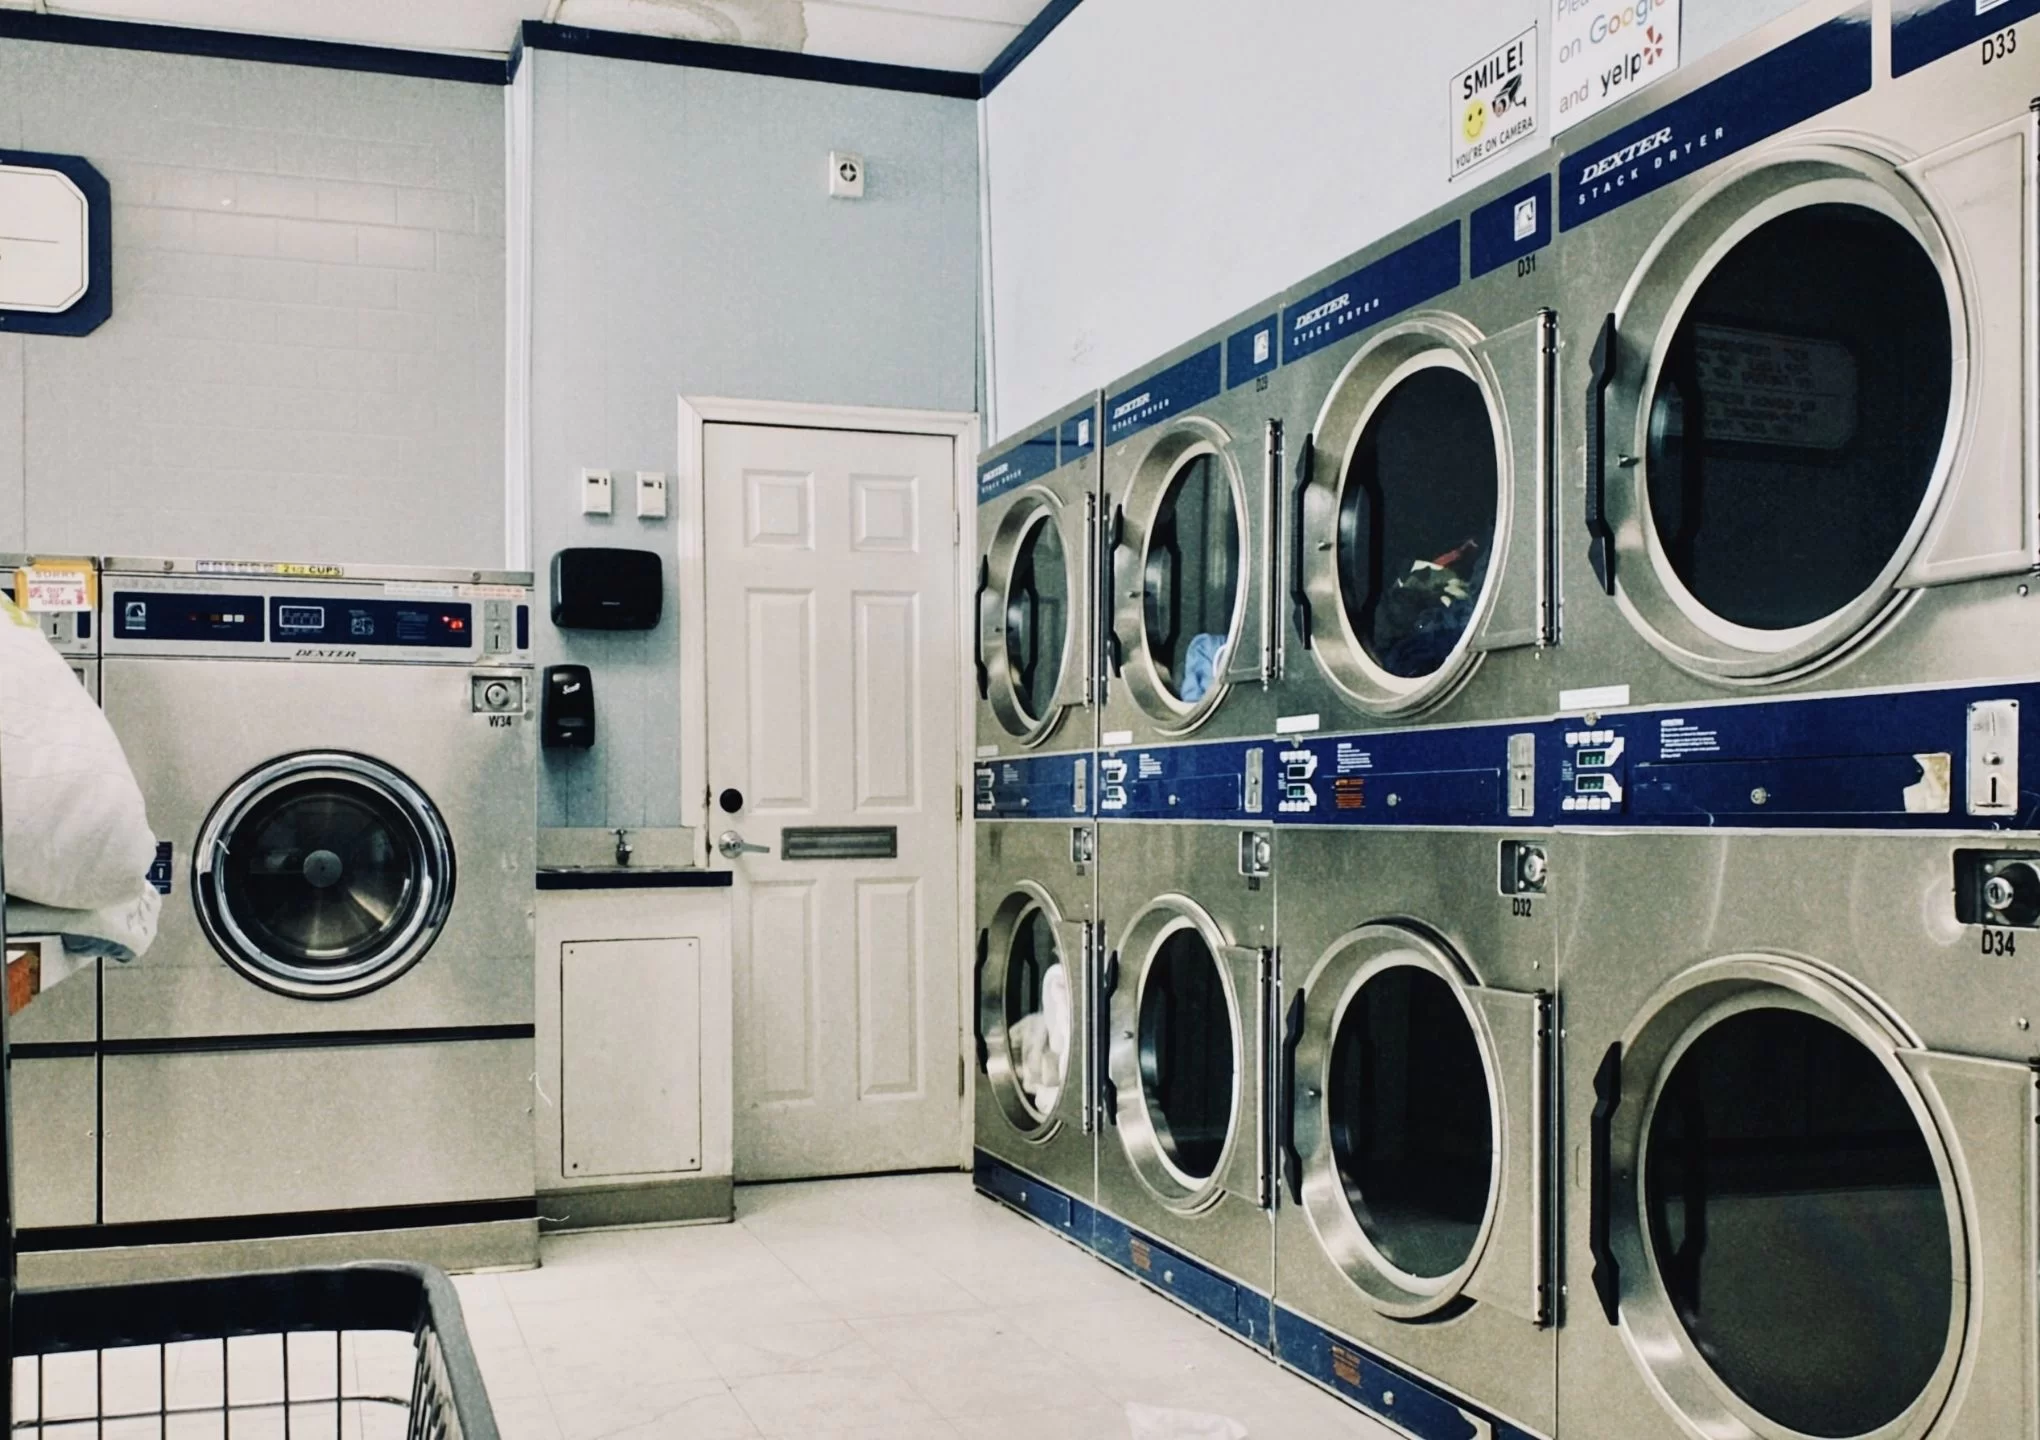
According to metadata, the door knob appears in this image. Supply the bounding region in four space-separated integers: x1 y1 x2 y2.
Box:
717 829 771 860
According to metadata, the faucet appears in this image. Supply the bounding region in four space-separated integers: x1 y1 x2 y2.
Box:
613 828 633 866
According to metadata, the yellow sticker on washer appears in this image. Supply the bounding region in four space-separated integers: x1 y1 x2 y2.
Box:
13 562 95 613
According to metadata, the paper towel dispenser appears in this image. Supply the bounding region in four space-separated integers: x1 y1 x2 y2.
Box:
551 548 662 630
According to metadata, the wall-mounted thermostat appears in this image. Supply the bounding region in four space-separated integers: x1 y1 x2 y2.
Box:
636 471 668 520
580 467 613 516
829 151 865 200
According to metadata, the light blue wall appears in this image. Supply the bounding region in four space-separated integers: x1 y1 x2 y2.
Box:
528 49 981 829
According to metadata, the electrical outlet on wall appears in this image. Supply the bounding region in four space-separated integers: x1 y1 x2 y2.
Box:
581 468 613 516
636 471 668 519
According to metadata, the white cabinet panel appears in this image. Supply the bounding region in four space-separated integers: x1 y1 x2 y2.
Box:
562 938 702 1179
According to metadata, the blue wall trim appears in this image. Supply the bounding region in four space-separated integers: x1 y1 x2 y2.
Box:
0 9 509 84
981 0 1084 95
522 21 981 100
0 150 111 338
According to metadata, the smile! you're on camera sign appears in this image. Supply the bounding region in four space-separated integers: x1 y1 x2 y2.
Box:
1552 0 1682 132
1450 26 1539 178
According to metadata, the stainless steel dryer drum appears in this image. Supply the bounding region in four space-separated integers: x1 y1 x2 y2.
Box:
1556 831 2038 1440
1272 829 1553 1438
972 818 1097 1232
1555 0 2040 710
1093 822 1275 1339
1274 157 1559 737
976 399 1100 759
1099 314 1284 749
94 560 536 1244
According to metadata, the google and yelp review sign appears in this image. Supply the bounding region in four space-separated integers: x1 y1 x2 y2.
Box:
1553 0 1681 131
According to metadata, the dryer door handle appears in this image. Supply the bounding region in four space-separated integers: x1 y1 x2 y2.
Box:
1589 1040 1623 1325
1279 989 1305 1207
973 555 992 699
1585 313 1619 596
972 928 990 1074
1289 432 1315 649
1097 948 1120 1126
1102 504 1125 677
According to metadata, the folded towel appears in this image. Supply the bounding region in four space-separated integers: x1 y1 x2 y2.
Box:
8 880 162 964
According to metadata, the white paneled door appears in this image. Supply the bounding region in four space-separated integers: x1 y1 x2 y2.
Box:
704 422 963 1181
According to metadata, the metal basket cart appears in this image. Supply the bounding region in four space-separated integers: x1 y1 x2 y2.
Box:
0 822 500 1440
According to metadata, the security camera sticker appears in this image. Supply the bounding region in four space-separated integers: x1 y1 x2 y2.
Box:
1451 26 1539 178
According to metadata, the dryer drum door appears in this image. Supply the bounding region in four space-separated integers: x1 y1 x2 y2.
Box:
1292 924 1548 1322
1109 420 1262 736
194 751 456 999
1108 898 1265 1212
979 885 1086 1141
1298 311 1553 717
1602 128 2035 683
982 488 1089 747
1600 956 2035 1440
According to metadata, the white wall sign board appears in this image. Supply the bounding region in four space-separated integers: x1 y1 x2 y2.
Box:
1451 26 1540 179
0 167 89 313
1553 0 1682 132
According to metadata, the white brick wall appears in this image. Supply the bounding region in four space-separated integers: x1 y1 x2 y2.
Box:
0 41 506 568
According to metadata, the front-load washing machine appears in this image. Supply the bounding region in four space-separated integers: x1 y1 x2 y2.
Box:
92 558 536 1267
972 818 1097 1245
1 553 98 697
1099 306 1286 751
1093 820 1276 1345
1272 155 1559 739
1556 829 2038 1440
1272 828 1554 1440
976 397 1099 763
1554 0 2040 711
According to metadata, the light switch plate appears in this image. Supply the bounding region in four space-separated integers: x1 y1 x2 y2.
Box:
580 467 612 516
636 471 668 519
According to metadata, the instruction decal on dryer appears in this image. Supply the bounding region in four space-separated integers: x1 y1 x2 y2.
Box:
1469 174 1553 277
1892 0 2040 75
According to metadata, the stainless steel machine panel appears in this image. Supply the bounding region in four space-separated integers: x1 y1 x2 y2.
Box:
1554 0 2040 712
1095 822 1275 1292
976 399 1099 759
101 1039 533 1222
1271 158 1560 738
13 1058 96 1228
1273 828 1554 1436
1100 317 1286 748
974 819 1095 1204
1555 830 2038 1440
101 657 535 1039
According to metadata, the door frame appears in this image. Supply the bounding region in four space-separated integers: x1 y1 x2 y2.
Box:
677 395 984 1167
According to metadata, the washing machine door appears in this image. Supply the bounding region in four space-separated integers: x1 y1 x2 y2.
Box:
1591 123 2034 682
1286 923 1548 1322
1294 311 1553 717
194 751 456 999
976 884 1089 1140
1590 955 2034 1440
1105 895 1266 1212
1107 421 1266 736
978 486 1091 748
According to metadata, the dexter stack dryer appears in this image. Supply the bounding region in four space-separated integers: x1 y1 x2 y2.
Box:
1270 152 1559 741
89 558 537 1273
1552 0 2040 723
972 399 1102 1241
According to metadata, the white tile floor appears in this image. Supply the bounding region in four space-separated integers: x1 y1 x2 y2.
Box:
453 1173 1398 1440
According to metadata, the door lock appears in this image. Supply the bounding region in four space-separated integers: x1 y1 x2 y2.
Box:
1500 840 1549 896
1957 850 2040 928
717 830 771 860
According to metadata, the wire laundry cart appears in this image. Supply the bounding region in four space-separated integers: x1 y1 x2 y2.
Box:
0 848 501 1440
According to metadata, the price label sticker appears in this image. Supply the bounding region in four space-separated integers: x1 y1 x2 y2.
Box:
14 563 95 613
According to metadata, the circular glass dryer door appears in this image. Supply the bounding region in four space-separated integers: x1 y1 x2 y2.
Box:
1110 423 1249 736
1605 148 1969 681
979 887 1077 1137
1604 958 1970 1440
1108 898 1247 1209
1300 318 1522 717
1292 924 1527 1318
195 752 455 999
982 490 1081 747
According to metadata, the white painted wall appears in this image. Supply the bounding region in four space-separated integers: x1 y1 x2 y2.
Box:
980 0 1804 436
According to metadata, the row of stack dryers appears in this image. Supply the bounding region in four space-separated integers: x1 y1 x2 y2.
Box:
974 4 2040 1439
4 554 539 1274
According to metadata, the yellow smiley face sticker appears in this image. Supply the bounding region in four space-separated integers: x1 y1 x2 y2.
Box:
1462 99 1488 142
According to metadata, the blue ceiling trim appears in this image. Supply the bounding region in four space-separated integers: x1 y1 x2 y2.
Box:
521 21 981 99
981 0 1083 95
0 9 509 84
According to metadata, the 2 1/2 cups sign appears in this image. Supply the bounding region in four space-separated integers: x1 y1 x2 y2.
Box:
1553 0 1681 132
1451 27 1539 178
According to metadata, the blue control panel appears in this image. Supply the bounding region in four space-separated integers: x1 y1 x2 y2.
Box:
112 591 264 643
975 751 1093 820
271 596 473 648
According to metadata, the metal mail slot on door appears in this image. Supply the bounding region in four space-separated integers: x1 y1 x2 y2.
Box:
780 827 899 860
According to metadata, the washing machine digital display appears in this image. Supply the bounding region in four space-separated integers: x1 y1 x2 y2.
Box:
269 596 473 648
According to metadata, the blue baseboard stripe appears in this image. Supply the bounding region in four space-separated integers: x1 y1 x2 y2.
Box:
971 1150 1092 1246
1090 1213 1271 1348
1273 1306 1541 1440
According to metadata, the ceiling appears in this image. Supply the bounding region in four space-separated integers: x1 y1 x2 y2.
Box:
0 0 1057 72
